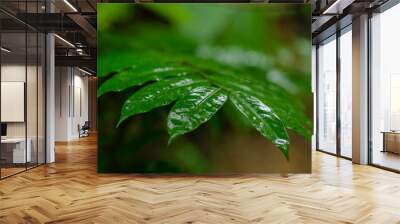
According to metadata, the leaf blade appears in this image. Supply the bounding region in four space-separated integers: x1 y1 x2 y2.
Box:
117 76 209 127
230 91 290 159
97 66 190 97
98 50 179 77
204 72 311 138
167 86 227 143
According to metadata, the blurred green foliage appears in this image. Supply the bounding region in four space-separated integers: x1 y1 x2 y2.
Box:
97 4 312 173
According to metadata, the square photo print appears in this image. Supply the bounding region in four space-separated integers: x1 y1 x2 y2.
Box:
97 3 312 174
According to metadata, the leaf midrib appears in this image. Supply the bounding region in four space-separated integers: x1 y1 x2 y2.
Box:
190 87 221 113
234 93 280 141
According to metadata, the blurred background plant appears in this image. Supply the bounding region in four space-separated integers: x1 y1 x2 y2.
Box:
98 4 312 173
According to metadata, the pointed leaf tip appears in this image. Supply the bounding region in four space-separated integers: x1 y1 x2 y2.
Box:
280 145 289 160
116 116 127 128
168 135 177 146
230 91 290 159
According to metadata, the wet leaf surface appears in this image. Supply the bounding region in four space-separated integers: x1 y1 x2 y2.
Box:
99 50 311 159
118 76 209 126
167 86 228 143
230 91 289 159
98 65 191 97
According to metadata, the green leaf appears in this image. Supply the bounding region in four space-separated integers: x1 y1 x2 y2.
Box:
167 86 227 143
98 50 176 78
230 91 289 159
117 76 209 127
97 65 190 97
203 71 311 138
98 51 138 77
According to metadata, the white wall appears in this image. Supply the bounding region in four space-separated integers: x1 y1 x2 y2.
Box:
71 73 89 138
55 67 70 141
55 67 89 141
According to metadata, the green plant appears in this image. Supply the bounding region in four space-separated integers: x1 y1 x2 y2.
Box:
98 49 311 160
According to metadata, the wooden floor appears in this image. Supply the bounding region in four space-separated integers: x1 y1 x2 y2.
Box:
1 167 26 178
1 135 400 224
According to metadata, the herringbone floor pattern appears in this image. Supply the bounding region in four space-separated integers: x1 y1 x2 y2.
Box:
1 135 400 224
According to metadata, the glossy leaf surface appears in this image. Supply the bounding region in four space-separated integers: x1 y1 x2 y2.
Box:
202 71 312 138
97 65 190 97
99 36 312 159
118 76 209 126
167 86 227 143
98 50 177 78
230 91 289 159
